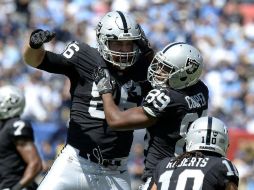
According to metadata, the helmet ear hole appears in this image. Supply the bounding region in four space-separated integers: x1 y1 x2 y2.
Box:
180 77 187 81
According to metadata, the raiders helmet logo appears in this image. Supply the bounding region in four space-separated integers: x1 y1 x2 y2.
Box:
213 131 218 137
186 58 200 74
9 95 19 105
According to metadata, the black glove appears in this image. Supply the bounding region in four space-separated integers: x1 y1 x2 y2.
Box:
11 183 22 190
94 68 115 95
136 24 154 58
29 29 56 49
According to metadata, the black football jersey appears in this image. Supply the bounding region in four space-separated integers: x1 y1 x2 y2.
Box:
153 154 239 190
38 41 150 159
0 117 34 188
142 81 209 179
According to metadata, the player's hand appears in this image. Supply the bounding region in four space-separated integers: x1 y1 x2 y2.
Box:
94 68 115 95
136 24 154 61
29 29 56 49
11 183 22 190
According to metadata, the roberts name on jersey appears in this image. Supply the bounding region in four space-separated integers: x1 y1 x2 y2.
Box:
166 157 209 168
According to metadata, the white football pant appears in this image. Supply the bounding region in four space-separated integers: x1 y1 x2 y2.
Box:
37 145 131 190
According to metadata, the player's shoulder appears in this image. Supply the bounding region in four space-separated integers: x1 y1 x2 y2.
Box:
63 41 106 68
75 41 101 58
208 156 238 173
143 87 176 114
5 117 29 127
195 80 209 92
6 117 34 139
210 156 239 184
210 155 233 165
144 87 173 104
62 41 96 56
220 157 239 171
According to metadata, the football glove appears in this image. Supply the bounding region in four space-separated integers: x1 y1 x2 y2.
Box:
94 68 115 95
29 29 56 49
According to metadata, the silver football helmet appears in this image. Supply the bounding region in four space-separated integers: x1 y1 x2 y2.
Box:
96 11 142 70
185 116 229 156
147 42 203 89
0 85 25 119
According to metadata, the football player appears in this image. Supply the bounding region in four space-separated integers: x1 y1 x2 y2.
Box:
23 11 153 190
0 85 42 190
95 42 209 189
152 116 239 190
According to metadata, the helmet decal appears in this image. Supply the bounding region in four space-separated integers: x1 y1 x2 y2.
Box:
186 58 200 74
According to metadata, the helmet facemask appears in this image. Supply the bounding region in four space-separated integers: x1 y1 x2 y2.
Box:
148 54 176 88
99 37 140 70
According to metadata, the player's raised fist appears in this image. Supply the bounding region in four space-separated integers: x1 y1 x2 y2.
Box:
29 29 56 49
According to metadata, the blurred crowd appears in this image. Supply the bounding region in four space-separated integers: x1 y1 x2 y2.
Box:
1 0 254 189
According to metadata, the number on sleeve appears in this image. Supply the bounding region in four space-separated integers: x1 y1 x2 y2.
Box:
158 169 204 190
145 89 170 111
222 160 239 177
62 42 80 59
13 120 26 136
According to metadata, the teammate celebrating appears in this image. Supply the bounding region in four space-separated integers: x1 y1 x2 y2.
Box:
0 85 42 190
23 11 153 190
152 116 239 190
95 42 209 189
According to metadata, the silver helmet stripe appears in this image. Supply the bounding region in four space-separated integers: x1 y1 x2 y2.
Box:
162 42 186 53
205 116 213 145
116 11 128 33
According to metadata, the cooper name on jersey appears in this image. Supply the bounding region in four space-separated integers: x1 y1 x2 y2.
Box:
185 92 206 109
166 157 209 169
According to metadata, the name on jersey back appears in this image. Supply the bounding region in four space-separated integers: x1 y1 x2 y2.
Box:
166 157 209 169
185 93 206 109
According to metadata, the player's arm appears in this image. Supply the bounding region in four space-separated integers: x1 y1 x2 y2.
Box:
101 93 156 130
94 68 157 130
226 182 238 190
13 138 42 189
23 29 55 67
95 68 156 130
